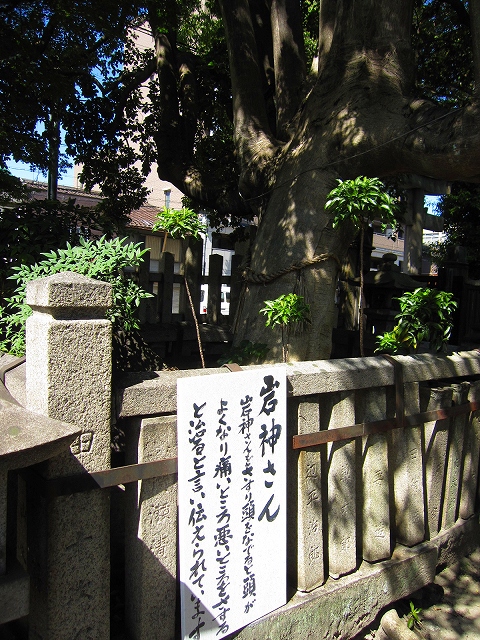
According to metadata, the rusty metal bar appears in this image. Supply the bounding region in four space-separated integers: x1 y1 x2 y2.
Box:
91 457 178 488
292 401 480 450
22 457 178 498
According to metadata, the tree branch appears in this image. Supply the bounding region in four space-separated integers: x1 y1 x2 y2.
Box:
317 0 337 77
177 51 198 163
443 0 470 27
344 100 480 182
271 0 306 139
157 161 253 219
248 0 277 135
217 0 281 191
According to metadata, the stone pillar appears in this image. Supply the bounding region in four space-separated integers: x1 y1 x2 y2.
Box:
207 253 223 324
322 391 357 579
183 237 202 323
25 272 112 640
159 252 175 324
442 382 469 530
229 253 244 323
358 388 390 562
297 398 325 591
125 416 178 640
460 380 480 519
420 385 453 538
392 383 425 546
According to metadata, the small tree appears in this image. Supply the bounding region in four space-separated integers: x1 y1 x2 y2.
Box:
260 293 311 363
325 177 400 356
375 288 457 355
153 206 207 367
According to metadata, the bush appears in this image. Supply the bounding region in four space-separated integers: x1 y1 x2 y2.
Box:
375 288 457 355
0 236 161 370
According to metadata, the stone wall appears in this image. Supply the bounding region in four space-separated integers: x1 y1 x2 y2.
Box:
2 271 480 640
116 350 480 640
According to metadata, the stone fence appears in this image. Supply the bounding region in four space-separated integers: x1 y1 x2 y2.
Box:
116 349 480 640
1 271 480 640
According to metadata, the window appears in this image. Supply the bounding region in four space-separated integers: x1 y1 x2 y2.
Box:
164 189 171 209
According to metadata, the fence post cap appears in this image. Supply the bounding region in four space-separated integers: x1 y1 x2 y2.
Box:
26 271 112 312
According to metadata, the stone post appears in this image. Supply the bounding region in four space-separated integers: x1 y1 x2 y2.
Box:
392 383 425 546
25 272 112 640
442 382 469 530
125 416 178 640
297 397 325 591
420 385 453 538
321 390 357 579
207 253 223 324
358 388 390 562
460 380 480 519
402 189 425 275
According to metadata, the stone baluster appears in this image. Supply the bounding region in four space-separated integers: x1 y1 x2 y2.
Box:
460 380 480 519
125 415 178 640
442 382 470 530
25 272 112 640
296 397 325 591
322 390 357 578
420 384 453 538
358 387 391 562
392 382 425 546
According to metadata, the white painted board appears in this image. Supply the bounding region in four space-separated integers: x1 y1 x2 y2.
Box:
178 368 287 639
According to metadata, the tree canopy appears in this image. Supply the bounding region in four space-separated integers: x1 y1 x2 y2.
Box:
431 182 480 277
2 0 480 360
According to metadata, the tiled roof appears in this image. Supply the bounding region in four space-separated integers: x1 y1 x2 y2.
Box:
32 182 101 199
26 180 162 232
128 204 160 231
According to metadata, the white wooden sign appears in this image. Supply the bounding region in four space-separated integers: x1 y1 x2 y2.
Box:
177 367 287 639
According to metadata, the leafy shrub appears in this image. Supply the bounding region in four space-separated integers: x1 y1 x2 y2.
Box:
326 176 400 232
325 176 401 356
152 206 206 240
152 206 207 367
375 288 457 355
0 236 153 363
260 293 311 362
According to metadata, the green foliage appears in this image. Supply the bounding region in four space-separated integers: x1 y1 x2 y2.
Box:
0 236 152 357
260 293 311 329
0 0 135 173
260 293 311 362
218 340 269 366
325 177 400 231
413 0 473 107
407 601 423 630
1 1 473 232
429 182 480 279
375 288 457 355
0 168 31 204
152 204 206 366
152 206 206 240
0 198 121 302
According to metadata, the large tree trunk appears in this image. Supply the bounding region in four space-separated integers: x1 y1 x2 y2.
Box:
221 0 480 361
148 0 480 362
233 164 354 361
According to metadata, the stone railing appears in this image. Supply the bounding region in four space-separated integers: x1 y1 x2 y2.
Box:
115 350 480 640
1 272 113 639
2 271 480 640
0 354 80 627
